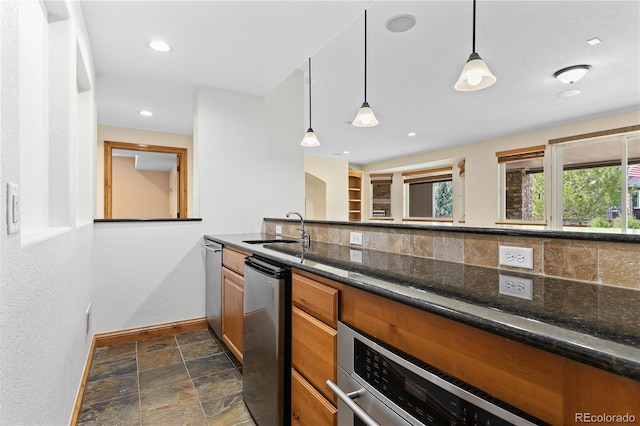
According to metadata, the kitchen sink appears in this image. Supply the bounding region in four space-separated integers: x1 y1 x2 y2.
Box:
242 239 299 244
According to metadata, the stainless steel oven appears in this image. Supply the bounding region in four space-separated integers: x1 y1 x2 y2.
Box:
329 322 546 426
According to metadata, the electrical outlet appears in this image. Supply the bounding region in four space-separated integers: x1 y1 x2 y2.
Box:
275 225 282 234
349 249 363 263
499 274 534 300
499 245 533 269
350 232 363 246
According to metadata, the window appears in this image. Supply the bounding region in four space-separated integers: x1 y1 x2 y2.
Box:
370 173 393 218
403 167 453 221
550 126 640 232
497 145 546 224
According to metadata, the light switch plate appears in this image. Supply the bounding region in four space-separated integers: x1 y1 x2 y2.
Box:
349 249 363 263
275 225 282 234
7 183 19 235
350 232 363 246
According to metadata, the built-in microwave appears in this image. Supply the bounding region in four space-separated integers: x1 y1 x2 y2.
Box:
329 322 548 426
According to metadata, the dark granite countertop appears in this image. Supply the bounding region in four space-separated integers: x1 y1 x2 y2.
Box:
265 217 640 243
204 233 640 381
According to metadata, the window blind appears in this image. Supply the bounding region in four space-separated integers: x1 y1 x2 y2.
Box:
370 173 393 184
402 166 453 184
496 145 546 164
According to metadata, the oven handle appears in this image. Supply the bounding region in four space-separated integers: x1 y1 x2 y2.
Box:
326 380 381 426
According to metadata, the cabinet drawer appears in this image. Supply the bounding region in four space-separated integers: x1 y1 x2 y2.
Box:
222 248 247 276
292 306 337 404
291 368 337 426
292 273 338 328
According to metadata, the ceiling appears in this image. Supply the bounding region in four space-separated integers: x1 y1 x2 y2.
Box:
81 1 640 166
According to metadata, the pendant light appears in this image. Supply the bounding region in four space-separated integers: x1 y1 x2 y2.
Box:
454 0 496 91
300 57 320 147
353 9 379 127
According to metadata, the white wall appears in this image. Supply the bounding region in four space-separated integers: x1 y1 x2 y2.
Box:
363 110 640 227
91 70 305 334
194 71 305 231
0 1 97 424
305 155 349 220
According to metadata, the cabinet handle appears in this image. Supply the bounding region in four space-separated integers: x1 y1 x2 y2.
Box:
292 410 300 420
326 380 380 426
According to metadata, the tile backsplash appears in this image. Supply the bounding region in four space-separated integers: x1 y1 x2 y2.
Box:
264 219 640 290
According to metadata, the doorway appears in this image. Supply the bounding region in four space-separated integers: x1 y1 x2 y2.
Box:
104 141 188 219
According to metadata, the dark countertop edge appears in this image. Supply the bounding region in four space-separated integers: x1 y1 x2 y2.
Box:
95 218 203 223
205 233 640 381
264 218 640 243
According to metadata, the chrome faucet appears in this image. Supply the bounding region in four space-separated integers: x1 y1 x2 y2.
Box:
286 211 310 251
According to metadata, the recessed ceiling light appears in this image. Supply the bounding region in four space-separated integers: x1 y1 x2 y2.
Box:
343 151 350 154
407 132 416 137
556 89 581 98
587 37 601 46
149 40 171 53
386 14 416 33
139 110 154 116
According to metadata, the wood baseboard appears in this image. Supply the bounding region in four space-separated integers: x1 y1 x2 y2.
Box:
69 336 96 426
95 317 208 348
69 317 209 425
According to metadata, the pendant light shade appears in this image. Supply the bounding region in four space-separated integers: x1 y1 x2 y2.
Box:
353 10 379 127
300 129 320 147
300 57 320 147
353 102 379 127
454 0 496 91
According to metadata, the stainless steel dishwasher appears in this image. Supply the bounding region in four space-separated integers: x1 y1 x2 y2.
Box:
203 238 223 339
243 255 291 426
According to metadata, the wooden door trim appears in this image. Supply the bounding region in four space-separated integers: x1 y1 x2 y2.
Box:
104 141 188 218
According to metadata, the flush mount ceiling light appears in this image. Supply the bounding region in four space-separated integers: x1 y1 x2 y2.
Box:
353 10 379 128
553 65 591 84
149 40 171 53
300 57 320 147
587 37 601 46
454 0 497 91
385 14 416 33
138 110 153 116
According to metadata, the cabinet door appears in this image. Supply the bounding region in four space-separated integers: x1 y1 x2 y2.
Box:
222 267 243 363
291 369 337 426
292 306 337 404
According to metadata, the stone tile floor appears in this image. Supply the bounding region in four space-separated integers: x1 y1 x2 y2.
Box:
78 328 256 425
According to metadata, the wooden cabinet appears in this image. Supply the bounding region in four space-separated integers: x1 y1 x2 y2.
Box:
291 271 339 426
221 247 248 364
348 170 362 222
291 368 337 426
333 279 640 426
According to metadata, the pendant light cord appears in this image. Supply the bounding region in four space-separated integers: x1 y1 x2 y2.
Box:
308 57 312 128
364 9 368 103
472 0 476 53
